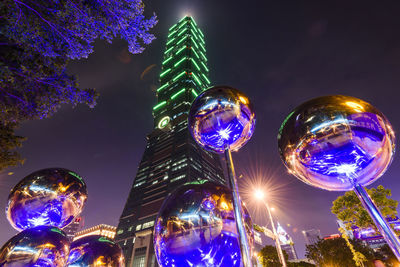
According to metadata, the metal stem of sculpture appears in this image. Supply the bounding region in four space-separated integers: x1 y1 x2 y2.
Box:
262 200 287 267
352 182 400 260
188 86 257 267
225 148 253 267
278 95 400 262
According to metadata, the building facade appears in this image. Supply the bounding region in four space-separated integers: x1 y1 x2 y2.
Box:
63 216 83 241
302 229 322 245
348 217 400 250
73 224 116 241
277 223 298 261
115 16 226 267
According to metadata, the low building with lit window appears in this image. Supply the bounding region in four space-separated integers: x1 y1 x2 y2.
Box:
73 224 116 241
63 216 84 241
337 217 400 250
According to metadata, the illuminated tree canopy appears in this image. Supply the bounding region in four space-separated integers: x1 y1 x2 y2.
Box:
0 0 157 170
3 0 157 58
331 185 398 230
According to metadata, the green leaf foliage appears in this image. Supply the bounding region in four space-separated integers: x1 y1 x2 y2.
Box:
331 185 398 231
0 123 25 170
258 245 289 267
305 237 378 267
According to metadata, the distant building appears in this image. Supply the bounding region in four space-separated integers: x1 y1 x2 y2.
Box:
323 234 340 240
74 224 116 241
277 223 298 261
63 216 83 241
348 217 400 250
254 231 263 250
253 231 264 267
302 229 321 245
281 244 298 261
337 220 353 238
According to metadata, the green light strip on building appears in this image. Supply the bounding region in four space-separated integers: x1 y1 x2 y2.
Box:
202 73 210 84
164 46 174 55
201 61 209 72
160 68 171 78
191 58 201 71
153 101 166 110
190 19 204 39
191 17 198 27
190 21 198 32
176 35 188 45
168 29 177 38
199 50 207 61
198 30 204 38
176 46 186 55
192 48 200 60
173 71 186 82
157 83 169 92
169 23 177 31
178 19 187 29
191 37 200 50
171 88 186 99
179 16 187 23
174 57 188 67
162 56 173 65
192 89 198 97
192 73 202 86
166 37 175 46
178 28 188 37
199 41 206 52
190 29 200 41
189 26 204 44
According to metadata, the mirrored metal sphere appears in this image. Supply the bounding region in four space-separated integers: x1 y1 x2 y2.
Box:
6 168 88 231
278 95 395 191
188 86 256 153
66 235 124 266
154 181 254 267
0 226 70 266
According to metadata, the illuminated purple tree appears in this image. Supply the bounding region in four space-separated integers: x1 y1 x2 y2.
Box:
0 0 157 170
3 0 157 59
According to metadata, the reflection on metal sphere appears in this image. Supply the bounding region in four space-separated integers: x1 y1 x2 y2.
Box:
154 181 254 267
66 235 124 267
188 86 256 153
278 95 395 191
6 168 88 231
0 225 70 266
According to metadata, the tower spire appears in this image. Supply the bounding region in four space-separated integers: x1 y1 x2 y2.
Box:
153 16 210 127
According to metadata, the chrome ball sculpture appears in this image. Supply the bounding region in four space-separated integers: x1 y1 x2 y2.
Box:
6 168 88 231
278 95 394 191
188 86 256 153
188 86 255 267
278 95 400 259
66 235 124 266
0 225 70 266
154 181 254 267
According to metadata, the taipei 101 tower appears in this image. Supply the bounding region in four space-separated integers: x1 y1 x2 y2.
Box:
115 17 226 266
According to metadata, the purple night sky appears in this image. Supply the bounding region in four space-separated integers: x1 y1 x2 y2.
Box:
1 0 400 258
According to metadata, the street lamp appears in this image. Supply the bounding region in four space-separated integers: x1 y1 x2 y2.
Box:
255 190 287 267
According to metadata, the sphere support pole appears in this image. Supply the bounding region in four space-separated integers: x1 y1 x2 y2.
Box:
263 200 287 267
225 148 253 267
353 182 400 261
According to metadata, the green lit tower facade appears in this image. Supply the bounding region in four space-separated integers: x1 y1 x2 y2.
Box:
115 17 226 267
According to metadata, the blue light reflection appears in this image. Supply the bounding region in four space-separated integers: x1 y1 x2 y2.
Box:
188 86 256 153
154 182 254 267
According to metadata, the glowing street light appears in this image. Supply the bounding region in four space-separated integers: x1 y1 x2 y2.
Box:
255 190 287 267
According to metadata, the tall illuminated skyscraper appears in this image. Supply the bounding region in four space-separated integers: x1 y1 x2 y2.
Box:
115 16 226 267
